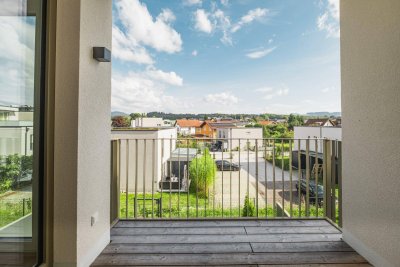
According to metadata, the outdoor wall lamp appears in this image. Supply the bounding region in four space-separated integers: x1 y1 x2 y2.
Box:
93 47 111 62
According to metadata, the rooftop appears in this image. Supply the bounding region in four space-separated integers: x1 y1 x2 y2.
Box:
175 119 203 128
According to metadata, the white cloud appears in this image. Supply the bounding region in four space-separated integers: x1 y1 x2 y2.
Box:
0 17 35 106
255 86 289 100
194 9 213 33
112 69 187 113
114 0 182 55
112 26 154 65
213 9 232 45
183 0 202 6
317 0 340 38
192 50 198 56
220 0 229 6
0 0 27 16
231 8 268 33
246 47 276 59
203 91 239 106
321 86 335 93
157 8 176 24
268 38 273 44
145 68 183 86
254 87 273 93
192 7 270 45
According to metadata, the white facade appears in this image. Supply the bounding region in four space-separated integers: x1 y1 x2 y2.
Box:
293 126 342 153
112 127 177 193
131 117 163 128
0 108 34 156
178 126 196 136
217 127 263 150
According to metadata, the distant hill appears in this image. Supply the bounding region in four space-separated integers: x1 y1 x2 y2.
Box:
111 111 128 118
306 112 341 117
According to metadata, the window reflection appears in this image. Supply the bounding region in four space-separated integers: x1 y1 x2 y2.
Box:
0 0 42 266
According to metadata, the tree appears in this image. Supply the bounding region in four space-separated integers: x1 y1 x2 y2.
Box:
111 116 131 127
129 113 142 121
287 114 304 130
0 155 33 193
189 148 216 198
242 195 255 217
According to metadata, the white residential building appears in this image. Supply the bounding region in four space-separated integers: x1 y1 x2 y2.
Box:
131 117 163 128
293 126 342 153
0 106 34 156
111 127 177 193
217 127 263 150
174 119 203 136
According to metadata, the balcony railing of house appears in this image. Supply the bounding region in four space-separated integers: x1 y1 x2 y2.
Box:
110 138 342 227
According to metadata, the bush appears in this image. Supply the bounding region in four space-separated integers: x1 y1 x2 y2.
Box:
0 154 33 193
242 195 255 217
189 148 216 198
266 156 290 171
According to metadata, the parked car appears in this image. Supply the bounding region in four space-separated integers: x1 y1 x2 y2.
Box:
296 179 324 205
215 160 240 171
210 141 223 152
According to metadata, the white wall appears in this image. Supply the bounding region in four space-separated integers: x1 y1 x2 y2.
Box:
341 1 400 266
53 0 112 266
178 126 195 136
217 128 263 150
112 128 177 193
293 126 341 153
132 117 163 128
0 126 33 156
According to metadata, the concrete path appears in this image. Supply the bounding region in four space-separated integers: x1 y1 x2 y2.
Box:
211 151 301 210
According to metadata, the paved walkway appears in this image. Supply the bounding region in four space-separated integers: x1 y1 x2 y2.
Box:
212 151 300 209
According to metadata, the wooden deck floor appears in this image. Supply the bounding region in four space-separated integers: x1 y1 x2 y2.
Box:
92 220 370 266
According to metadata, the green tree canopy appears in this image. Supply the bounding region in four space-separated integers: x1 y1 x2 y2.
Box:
189 148 216 198
111 116 131 127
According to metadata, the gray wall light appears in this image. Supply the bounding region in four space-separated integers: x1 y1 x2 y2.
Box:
93 47 111 62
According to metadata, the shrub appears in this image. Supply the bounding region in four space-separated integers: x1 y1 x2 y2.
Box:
189 148 216 198
242 195 255 217
266 156 290 171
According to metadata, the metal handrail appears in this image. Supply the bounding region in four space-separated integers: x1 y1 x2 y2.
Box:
110 138 342 226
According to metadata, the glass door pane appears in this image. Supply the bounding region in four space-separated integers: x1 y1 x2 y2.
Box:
0 0 44 265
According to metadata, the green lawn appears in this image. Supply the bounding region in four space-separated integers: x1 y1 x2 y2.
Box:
285 203 340 225
0 199 32 228
120 192 276 219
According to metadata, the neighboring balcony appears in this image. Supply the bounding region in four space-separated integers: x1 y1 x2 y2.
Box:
95 137 370 266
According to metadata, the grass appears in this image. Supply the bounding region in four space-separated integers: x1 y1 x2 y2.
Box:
0 199 32 228
120 192 276 219
285 203 340 224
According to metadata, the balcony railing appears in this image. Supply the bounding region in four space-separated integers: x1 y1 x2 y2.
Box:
110 138 342 226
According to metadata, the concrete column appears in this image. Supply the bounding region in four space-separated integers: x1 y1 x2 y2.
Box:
341 0 400 266
53 0 112 266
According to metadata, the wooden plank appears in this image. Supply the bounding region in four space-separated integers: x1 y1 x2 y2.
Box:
102 243 253 254
115 219 332 228
91 252 368 266
259 264 372 267
245 226 341 234
111 233 343 244
250 241 354 253
112 227 246 236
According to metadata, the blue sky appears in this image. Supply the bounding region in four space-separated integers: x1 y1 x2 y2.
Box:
112 0 341 114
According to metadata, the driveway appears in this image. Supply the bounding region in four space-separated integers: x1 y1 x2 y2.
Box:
210 151 301 209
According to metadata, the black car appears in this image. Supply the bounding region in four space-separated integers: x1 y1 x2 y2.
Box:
296 179 324 205
210 141 223 152
215 160 240 171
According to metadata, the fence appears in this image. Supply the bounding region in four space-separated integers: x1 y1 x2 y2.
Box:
110 138 342 226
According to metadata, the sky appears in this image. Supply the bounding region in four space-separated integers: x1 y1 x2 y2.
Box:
0 0 340 115
112 0 341 115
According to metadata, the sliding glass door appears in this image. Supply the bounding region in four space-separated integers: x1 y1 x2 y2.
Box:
0 0 45 265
